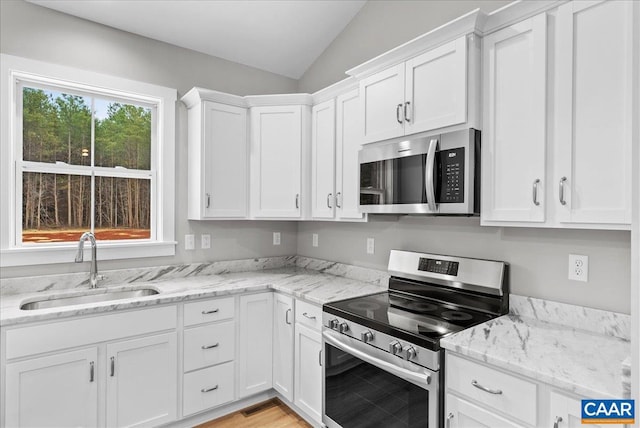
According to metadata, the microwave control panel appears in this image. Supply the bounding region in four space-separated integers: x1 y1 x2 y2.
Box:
439 147 465 203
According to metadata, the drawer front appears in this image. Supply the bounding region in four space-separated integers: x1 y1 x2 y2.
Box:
295 300 322 331
184 297 235 326
183 361 235 416
447 353 537 426
6 305 177 360
183 321 235 372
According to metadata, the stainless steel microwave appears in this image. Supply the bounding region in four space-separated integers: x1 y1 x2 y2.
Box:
358 128 480 215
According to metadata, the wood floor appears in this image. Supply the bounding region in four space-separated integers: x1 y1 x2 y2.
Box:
196 399 312 428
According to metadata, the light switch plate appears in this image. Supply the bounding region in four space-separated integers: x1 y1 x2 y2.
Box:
185 234 195 251
312 233 318 247
273 232 281 246
201 234 211 249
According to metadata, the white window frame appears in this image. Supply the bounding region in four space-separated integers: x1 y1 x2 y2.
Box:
1 54 176 266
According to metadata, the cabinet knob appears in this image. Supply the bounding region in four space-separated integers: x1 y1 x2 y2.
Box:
327 193 333 208
446 412 454 428
336 192 342 208
404 101 411 122
559 177 567 205
554 416 563 428
396 104 404 124
295 193 300 209
206 193 211 208
532 179 541 206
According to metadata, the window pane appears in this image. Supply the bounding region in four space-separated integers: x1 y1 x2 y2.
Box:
22 87 92 165
95 100 152 170
22 172 91 243
95 177 151 240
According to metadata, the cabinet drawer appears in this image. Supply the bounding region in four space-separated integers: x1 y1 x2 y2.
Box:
183 321 235 372
295 300 321 331
447 354 537 426
184 297 235 326
183 361 235 416
6 305 177 360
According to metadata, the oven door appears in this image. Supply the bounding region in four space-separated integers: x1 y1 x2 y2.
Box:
322 329 439 428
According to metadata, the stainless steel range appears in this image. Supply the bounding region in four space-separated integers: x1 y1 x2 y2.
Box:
322 250 508 428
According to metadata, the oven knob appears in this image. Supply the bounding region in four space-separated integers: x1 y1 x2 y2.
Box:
361 331 374 343
389 341 402 355
403 345 417 361
339 322 349 333
329 319 340 330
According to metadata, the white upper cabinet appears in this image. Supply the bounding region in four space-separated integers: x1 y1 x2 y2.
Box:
554 0 633 227
250 105 308 218
335 89 366 220
481 14 547 223
311 99 336 219
183 89 248 220
359 35 473 145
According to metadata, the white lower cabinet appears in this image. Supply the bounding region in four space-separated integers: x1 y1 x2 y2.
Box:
446 394 526 428
5 347 99 428
183 361 235 417
273 293 294 402
238 292 274 397
106 333 178 428
548 391 623 428
294 320 322 423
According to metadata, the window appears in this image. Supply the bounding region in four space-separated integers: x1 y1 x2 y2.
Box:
1 54 176 266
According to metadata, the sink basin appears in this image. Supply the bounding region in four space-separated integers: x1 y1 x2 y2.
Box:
20 288 159 310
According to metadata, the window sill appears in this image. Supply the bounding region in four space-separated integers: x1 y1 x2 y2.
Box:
0 241 177 267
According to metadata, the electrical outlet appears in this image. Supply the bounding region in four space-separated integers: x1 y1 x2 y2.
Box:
273 232 281 246
185 234 195 251
201 234 211 249
366 238 375 255
312 233 318 247
568 254 588 282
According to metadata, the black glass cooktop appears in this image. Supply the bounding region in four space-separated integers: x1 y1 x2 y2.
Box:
324 291 496 350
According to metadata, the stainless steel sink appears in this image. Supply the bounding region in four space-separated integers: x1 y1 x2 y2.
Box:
20 288 159 310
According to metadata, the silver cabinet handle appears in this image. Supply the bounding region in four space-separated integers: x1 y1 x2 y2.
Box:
404 101 411 122
532 179 541 206
303 312 316 320
319 349 322 367
336 192 342 208
554 416 563 428
201 343 220 350
559 177 567 205
425 138 439 212
327 193 333 208
206 193 211 209
110 356 115 377
295 193 299 209
446 412 454 428
89 361 95 383
201 308 219 315
471 379 502 394
201 385 219 393
396 104 403 124
285 308 292 325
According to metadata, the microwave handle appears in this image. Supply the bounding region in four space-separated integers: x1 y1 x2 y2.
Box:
425 138 439 212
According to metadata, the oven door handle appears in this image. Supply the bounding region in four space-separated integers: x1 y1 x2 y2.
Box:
424 138 439 212
323 330 432 389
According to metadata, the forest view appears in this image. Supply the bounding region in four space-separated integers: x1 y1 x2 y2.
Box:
22 87 152 243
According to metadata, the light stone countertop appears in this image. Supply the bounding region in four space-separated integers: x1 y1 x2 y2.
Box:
0 266 387 327
441 297 631 399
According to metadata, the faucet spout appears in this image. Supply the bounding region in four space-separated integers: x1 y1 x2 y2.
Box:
75 232 99 288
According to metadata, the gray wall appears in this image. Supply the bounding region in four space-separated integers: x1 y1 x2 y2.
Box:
0 0 298 278
297 219 631 314
298 0 512 93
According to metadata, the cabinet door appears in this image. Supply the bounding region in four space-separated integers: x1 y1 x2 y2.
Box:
481 14 547 223
203 102 247 218
238 292 274 398
360 63 405 144
5 348 98 428
311 99 336 219
250 105 302 218
272 293 294 402
446 394 526 428
548 390 623 428
405 36 467 134
106 332 177 428
294 323 322 423
555 0 633 226
336 89 365 220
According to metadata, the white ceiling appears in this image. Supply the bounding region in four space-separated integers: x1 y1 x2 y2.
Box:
29 0 367 79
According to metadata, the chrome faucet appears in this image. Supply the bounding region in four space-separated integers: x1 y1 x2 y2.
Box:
75 231 100 288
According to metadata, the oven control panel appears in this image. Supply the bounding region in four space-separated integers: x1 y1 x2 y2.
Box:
439 147 465 204
418 257 459 276
322 313 440 371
